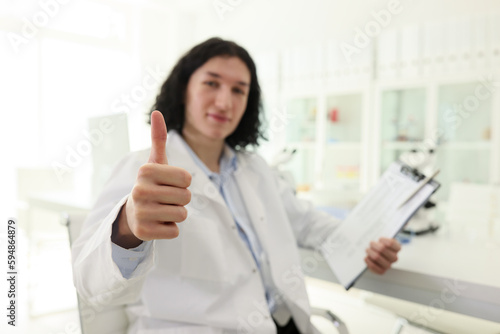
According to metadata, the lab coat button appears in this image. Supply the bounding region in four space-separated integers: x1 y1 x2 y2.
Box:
252 268 257 273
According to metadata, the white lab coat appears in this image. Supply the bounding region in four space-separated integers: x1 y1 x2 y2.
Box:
72 130 340 334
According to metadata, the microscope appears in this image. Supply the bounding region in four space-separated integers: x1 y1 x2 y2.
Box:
399 147 440 235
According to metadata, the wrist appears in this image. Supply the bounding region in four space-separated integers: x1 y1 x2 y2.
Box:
111 201 143 249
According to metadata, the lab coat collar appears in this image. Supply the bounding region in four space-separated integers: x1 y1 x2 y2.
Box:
165 130 223 206
165 130 256 208
165 130 267 245
176 131 238 182
166 129 240 171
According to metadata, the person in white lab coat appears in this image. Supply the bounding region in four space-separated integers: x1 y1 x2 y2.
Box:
72 37 401 334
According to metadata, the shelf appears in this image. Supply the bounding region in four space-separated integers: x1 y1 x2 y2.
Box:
325 142 362 150
439 142 492 150
376 73 500 89
325 179 360 185
380 140 491 151
382 141 425 150
287 142 316 149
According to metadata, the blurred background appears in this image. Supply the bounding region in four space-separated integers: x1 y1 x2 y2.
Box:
1 0 500 333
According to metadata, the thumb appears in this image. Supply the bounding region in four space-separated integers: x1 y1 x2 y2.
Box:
148 110 168 164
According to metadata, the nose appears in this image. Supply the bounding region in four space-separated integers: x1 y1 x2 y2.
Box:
214 86 232 112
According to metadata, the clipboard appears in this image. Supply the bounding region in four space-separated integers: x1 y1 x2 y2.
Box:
319 161 441 290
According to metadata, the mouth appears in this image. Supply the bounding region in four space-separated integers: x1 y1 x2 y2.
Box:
207 113 230 123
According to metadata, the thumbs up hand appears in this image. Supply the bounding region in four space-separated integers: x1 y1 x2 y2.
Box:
111 111 192 248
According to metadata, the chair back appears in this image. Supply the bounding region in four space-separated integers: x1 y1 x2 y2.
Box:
63 212 129 334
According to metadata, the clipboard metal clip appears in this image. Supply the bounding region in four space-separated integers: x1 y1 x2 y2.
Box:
400 164 425 182
398 168 441 209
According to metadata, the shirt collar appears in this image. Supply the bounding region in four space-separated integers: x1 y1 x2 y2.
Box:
220 144 237 173
175 131 238 179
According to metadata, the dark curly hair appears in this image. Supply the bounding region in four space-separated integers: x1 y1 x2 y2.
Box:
149 37 266 150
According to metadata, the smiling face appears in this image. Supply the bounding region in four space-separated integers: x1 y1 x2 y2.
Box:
182 56 251 144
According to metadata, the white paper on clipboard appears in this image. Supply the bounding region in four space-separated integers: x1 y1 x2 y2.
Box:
320 162 440 290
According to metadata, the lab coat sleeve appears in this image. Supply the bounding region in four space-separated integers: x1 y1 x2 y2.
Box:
272 168 342 250
71 150 156 307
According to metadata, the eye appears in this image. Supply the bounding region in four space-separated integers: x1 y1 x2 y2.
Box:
233 87 246 95
204 81 218 88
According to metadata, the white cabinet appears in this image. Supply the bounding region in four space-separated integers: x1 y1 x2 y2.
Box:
278 84 371 205
373 78 500 202
255 14 500 206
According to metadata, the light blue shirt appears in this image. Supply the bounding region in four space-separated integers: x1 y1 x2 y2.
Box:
111 138 280 313
111 240 152 278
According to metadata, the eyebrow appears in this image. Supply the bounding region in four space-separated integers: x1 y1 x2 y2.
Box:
206 71 249 87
